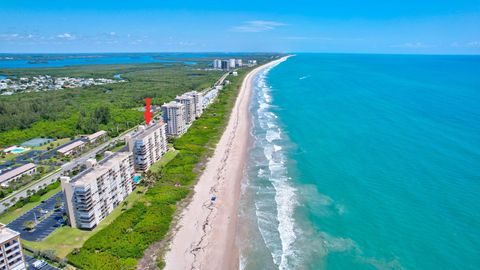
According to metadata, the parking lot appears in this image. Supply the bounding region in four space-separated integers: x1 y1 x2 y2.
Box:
24 255 59 270
7 192 66 241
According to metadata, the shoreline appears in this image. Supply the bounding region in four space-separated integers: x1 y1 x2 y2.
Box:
163 56 290 270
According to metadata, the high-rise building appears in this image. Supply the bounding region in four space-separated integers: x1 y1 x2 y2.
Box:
161 101 186 137
126 122 168 172
235 59 243 67
184 91 203 118
202 88 219 109
213 59 222 69
61 151 134 230
221 60 230 70
229 59 236 69
175 94 196 125
0 224 26 270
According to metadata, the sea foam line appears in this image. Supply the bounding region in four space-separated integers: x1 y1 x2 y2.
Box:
252 65 298 269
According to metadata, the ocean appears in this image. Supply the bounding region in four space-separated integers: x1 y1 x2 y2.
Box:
239 54 480 270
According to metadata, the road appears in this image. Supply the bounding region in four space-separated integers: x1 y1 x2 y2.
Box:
0 170 61 213
214 71 230 87
0 129 136 214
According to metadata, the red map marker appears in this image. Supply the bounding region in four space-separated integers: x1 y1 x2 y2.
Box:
144 97 152 125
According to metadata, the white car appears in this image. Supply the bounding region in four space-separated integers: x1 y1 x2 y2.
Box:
32 259 47 269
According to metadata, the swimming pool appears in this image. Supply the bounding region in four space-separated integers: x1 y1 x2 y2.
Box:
3 146 29 154
133 175 142 184
11 147 28 153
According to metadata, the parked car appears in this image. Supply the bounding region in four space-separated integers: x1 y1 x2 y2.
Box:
32 259 47 269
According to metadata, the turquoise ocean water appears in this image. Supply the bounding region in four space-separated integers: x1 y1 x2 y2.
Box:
239 54 480 270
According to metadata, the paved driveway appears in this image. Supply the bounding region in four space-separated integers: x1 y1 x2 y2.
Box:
24 255 59 270
7 192 66 241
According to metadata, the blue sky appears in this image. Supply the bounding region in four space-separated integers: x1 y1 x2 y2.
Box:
1 0 479 54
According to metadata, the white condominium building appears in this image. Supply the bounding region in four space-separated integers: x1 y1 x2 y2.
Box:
61 151 134 230
184 91 203 118
175 94 195 125
126 122 168 172
0 224 26 270
161 101 186 137
213 59 222 69
229 59 236 69
235 59 243 67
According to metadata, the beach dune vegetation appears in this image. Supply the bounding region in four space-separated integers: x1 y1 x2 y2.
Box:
66 69 246 269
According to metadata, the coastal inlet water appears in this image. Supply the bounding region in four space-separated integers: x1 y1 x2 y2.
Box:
239 54 480 270
0 54 196 68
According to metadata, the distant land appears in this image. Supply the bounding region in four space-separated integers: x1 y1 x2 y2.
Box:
0 53 272 69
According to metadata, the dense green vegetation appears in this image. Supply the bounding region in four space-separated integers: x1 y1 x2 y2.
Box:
66 68 248 269
0 63 221 147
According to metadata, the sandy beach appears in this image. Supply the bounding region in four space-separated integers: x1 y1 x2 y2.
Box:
163 56 289 270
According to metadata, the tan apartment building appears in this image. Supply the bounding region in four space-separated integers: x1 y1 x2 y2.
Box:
161 101 186 137
0 163 36 187
126 121 168 172
0 224 26 270
184 91 203 118
175 94 196 125
84 130 107 143
60 151 134 230
56 139 86 156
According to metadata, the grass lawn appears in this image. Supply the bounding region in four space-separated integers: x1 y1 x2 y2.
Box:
148 149 179 174
22 186 146 258
0 152 17 163
34 138 71 151
0 185 61 224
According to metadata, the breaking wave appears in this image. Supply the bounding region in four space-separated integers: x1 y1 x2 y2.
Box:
250 65 299 269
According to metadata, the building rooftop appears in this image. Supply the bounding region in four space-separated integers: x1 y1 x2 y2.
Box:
86 130 107 141
132 121 165 141
162 100 184 108
0 163 36 184
0 223 20 243
56 139 86 154
175 94 194 101
69 151 132 186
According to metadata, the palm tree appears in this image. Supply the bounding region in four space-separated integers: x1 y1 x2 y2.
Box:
143 171 156 188
24 221 35 231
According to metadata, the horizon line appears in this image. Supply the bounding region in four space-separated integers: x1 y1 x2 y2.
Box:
1 51 479 56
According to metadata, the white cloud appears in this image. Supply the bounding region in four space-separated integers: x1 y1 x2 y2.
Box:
390 42 430 48
450 41 480 48
466 41 480 47
231 20 286 32
281 36 334 41
0 33 37 41
56 33 76 40
178 41 195 46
